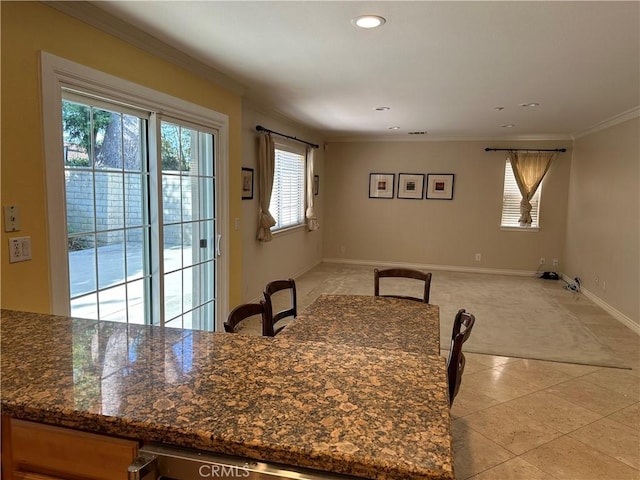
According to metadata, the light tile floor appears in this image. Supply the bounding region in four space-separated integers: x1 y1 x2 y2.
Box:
450 352 640 479
246 263 640 479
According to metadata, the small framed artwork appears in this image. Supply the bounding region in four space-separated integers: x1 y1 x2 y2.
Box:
426 174 455 200
313 175 319 196
397 173 425 199
369 173 395 199
241 167 254 200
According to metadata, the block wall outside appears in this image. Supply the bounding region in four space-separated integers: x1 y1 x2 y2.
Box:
65 170 188 248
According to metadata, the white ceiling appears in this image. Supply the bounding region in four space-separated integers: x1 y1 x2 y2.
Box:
89 1 639 140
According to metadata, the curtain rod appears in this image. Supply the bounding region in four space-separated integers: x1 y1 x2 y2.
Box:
485 147 566 152
256 125 319 149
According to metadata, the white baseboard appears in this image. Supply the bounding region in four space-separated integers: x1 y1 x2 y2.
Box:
322 257 538 277
291 258 324 281
560 274 640 335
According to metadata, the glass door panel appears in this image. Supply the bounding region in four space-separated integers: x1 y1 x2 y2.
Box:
63 98 151 324
160 121 216 331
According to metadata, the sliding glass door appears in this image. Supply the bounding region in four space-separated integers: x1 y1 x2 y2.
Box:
63 95 220 330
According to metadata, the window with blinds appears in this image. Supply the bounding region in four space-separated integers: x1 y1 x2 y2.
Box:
501 159 541 228
270 146 306 231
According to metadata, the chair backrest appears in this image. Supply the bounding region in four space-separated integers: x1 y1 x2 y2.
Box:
263 278 297 336
374 268 432 303
446 309 475 406
224 301 269 334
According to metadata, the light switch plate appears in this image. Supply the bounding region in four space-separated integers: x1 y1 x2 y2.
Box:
4 205 20 232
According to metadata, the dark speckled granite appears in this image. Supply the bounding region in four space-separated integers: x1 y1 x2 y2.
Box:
0 308 453 480
279 295 441 354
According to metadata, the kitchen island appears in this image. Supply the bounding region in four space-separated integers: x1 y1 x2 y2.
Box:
277 294 441 354
0 309 454 479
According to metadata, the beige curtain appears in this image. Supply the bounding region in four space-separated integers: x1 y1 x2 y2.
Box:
508 150 556 225
257 133 276 242
305 145 319 231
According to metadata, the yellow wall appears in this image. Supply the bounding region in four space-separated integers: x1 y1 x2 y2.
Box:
1 2 243 312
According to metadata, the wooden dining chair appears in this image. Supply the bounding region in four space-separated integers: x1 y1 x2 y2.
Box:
373 268 432 303
224 301 270 334
446 309 476 406
263 278 297 336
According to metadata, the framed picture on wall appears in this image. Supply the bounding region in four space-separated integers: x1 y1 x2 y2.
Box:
426 174 454 200
369 173 395 199
241 167 254 200
397 173 425 199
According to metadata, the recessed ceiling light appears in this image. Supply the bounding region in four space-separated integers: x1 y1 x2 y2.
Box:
375 106 391 111
388 126 400 130
500 124 516 128
352 15 386 29
519 102 539 107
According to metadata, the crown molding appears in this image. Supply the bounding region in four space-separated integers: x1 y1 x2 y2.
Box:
243 97 318 133
43 1 245 95
324 133 574 143
573 106 640 139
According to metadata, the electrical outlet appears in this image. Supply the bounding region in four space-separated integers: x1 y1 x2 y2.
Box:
475 253 481 262
552 258 559 266
8 236 31 263
539 257 545 265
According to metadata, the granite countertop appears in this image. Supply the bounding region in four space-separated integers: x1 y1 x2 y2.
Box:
278 295 441 355
0 309 453 480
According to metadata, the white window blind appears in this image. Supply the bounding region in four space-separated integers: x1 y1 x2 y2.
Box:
270 147 305 231
501 159 541 228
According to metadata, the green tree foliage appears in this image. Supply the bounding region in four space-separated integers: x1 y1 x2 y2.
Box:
62 102 112 167
161 122 191 171
62 100 191 171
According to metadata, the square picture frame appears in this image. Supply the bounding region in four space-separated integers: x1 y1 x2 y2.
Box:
397 173 425 199
426 174 454 200
369 173 395 199
314 175 319 196
241 167 254 200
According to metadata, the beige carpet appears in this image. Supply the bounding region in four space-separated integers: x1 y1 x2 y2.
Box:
242 263 639 369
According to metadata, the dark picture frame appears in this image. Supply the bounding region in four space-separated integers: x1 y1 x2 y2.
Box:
369 173 395 199
314 175 319 196
426 173 454 200
397 173 425 199
241 167 254 200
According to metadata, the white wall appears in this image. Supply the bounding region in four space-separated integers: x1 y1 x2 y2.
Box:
323 139 572 273
240 102 325 302
564 116 640 327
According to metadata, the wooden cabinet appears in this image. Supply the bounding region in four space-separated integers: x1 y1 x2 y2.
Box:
1 416 139 480
14 473 67 480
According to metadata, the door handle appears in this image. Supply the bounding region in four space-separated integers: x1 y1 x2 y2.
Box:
216 233 222 257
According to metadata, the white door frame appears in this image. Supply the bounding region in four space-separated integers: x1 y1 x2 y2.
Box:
40 51 229 325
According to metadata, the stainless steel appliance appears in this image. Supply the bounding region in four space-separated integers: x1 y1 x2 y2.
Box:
129 443 360 480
